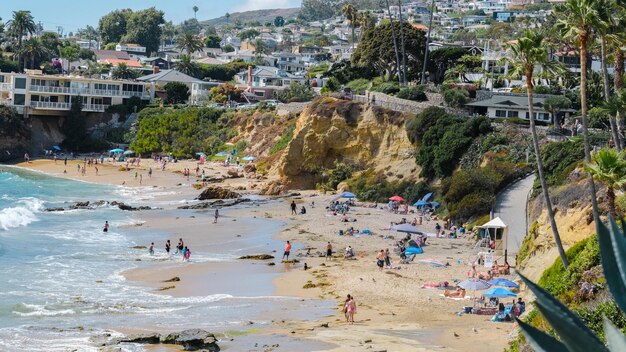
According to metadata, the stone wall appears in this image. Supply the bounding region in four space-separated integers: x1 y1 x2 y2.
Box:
355 91 463 116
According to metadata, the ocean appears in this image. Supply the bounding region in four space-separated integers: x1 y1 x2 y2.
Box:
0 167 333 351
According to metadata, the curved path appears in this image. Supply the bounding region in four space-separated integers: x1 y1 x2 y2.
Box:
493 174 536 256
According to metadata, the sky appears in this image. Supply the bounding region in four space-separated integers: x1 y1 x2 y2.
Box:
0 0 302 34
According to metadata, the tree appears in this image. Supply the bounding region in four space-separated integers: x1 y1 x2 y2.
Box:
161 21 177 50
111 62 135 79
274 16 285 27
59 46 79 72
342 4 359 49
276 81 315 102
7 10 36 69
254 40 270 56
299 0 339 21
556 0 603 223
204 35 221 48
442 87 469 107
237 29 260 41
164 82 190 104
98 9 132 45
175 54 200 78
210 83 242 104
544 95 572 126
62 97 87 151
78 25 99 49
585 148 626 218
504 30 569 268
176 32 203 54
18 37 50 70
352 21 426 81
427 47 468 84
122 7 165 54
193 5 199 20
223 45 235 53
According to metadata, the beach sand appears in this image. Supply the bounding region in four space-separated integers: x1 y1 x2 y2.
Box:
16 158 516 351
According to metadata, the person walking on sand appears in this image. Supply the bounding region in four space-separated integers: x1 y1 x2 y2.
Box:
326 242 333 261
103 221 109 233
377 250 385 271
184 246 191 261
165 240 171 255
384 248 391 267
343 294 352 322
290 201 297 215
213 209 219 223
149 242 155 256
283 241 292 260
345 295 356 324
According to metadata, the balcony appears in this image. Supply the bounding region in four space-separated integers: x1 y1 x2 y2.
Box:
29 101 109 112
0 83 11 92
29 85 150 99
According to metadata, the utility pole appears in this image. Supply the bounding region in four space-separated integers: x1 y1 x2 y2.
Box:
384 0 402 86
397 0 407 86
421 0 436 84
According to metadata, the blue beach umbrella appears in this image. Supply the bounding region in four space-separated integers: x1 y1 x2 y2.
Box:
52 146 61 151
422 192 434 201
339 191 356 199
483 287 517 298
215 152 229 157
430 201 440 208
414 200 429 207
488 278 519 288
242 156 256 161
390 223 422 234
196 152 206 156
457 279 491 290
109 148 124 153
123 150 135 155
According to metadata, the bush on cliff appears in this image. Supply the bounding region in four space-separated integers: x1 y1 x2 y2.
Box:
346 169 429 204
396 86 428 102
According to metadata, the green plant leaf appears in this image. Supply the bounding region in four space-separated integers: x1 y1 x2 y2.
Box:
603 316 626 351
518 273 608 352
517 318 567 352
597 216 626 313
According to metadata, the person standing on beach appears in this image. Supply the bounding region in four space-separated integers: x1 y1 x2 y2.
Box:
376 250 385 271
64 157 67 166
103 221 109 233
148 168 152 178
343 294 352 322
290 201 297 215
176 238 184 254
214 209 219 223
384 249 391 267
345 295 356 324
184 247 191 261
165 240 171 255
149 242 154 255
326 242 332 261
283 241 292 260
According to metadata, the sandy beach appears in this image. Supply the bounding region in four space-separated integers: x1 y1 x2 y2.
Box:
15 158 516 351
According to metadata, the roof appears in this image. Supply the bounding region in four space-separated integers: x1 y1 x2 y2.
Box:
479 217 507 229
102 59 143 68
94 50 130 61
466 94 549 110
194 57 226 65
137 69 204 84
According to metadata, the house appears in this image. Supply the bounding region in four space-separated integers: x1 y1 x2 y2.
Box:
465 93 574 124
0 70 152 116
136 68 214 104
235 66 308 101
116 43 147 56
139 57 171 69
93 50 130 62
101 59 144 68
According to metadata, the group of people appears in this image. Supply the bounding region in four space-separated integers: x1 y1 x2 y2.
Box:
290 201 307 215
144 237 191 261
375 249 392 270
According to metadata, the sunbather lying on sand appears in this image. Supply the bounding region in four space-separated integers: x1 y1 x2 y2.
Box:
444 288 466 298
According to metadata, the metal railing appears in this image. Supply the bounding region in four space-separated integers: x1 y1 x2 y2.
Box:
29 101 109 112
29 85 149 98
0 83 11 91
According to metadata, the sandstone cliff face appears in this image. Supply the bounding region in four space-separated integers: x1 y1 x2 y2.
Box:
273 98 417 188
229 110 294 158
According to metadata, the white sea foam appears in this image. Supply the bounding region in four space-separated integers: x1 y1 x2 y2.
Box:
0 198 43 230
12 303 75 317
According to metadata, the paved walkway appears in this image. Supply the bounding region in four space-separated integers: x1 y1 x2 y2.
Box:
493 174 536 256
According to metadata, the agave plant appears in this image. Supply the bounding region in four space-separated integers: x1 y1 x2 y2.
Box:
517 216 626 351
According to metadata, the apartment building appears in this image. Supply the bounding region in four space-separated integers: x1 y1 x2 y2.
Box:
0 71 152 116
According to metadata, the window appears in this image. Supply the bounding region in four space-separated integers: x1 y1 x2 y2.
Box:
13 94 25 105
0 76 4 83
508 111 518 118
495 110 507 117
14 78 26 89
254 91 265 97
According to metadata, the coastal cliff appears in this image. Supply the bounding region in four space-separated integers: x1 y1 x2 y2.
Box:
271 97 416 189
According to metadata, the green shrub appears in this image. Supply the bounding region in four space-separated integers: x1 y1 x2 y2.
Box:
396 85 428 102
345 79 371 95
276 81 315 102
442 87 470 107
405 106 446 143
538 138 585 187
269 124 295 155
317 161 354 190
574 302 626 341
346 169 430 204
373 82 400 95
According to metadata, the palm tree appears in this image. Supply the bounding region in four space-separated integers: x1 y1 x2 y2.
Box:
7 10 36 70
112 63 134 80
193 6 199 21
504 30 570 268
175 54 199 77
341 4 359 50
607 7 626 150
585 148 626 217
18 37 50 70
556 0 602 222
383 0 402 85
176 32 203 55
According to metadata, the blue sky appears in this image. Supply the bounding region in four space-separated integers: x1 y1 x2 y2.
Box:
1 0 302 34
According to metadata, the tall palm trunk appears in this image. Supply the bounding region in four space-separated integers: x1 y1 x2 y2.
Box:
614 48 625 151
384 0 402 85
527 72 569 268
397 0 408 85
580 33 601 222
600 37 620 149
351 26 355 50
607 186 617 218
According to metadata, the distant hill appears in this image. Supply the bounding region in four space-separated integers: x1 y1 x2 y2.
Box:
202 8 300 27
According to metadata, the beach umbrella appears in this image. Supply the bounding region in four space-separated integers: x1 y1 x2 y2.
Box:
414 200 429 207
195 152 206 156
422 192 433 201
242 156 256 161
215 152 229 157
457 279 491 290
483 287 517 298
339 191 356 199
390 223 423 234
123 150 135 155
109 148 124 153
430 201 440 208
389 195 405 202
488 278 519 288
52 146 61 151
417 259 447 267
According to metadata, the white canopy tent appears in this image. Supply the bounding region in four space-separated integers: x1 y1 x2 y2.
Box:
476 217 509 257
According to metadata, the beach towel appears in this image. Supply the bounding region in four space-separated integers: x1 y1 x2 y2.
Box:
439 294 472 300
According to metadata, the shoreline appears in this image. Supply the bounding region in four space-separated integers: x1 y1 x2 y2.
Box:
10 158 516 351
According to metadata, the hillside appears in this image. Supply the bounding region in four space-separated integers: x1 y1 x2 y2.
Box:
202 8 300 27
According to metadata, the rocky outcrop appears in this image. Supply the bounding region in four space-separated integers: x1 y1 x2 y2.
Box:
259 180 287 196
45 200 152 211
273 98 417 188
178 198 250 209
160 329 219 351
196 187 241 200
239 254 274 260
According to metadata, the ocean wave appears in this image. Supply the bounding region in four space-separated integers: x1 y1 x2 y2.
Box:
0 198 44 231
12 303 75 317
